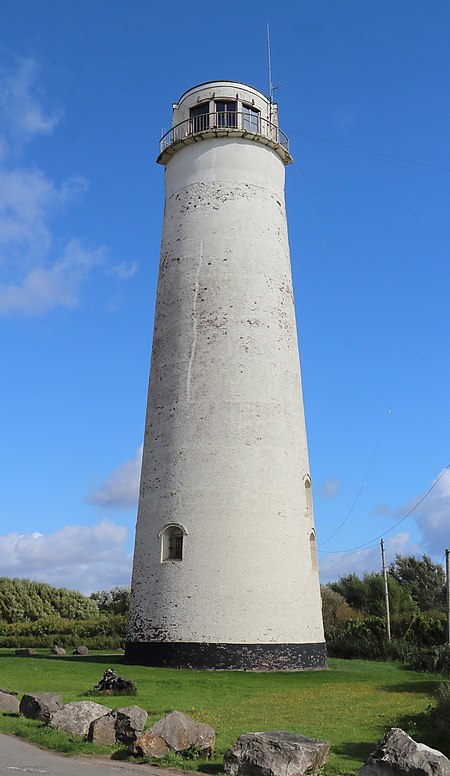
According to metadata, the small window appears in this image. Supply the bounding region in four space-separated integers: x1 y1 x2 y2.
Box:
243 104 260 133
215 100 237 128
309 530 318 572
161 525 184 561
304 476 313 514
190 102 210 133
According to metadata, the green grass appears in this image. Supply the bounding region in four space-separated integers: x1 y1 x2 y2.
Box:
0 649 442 774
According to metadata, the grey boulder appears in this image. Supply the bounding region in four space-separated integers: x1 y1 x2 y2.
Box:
114 705 148 745
151 709 215 757
88 704 147 746
73 645 89 656
88 713 117 745
15 649 37 657
359 728 450 776
49 701 111 736
0 691 20 713
224 731 330 776
20 693 62 723
132 731 169 758
51 645 66 655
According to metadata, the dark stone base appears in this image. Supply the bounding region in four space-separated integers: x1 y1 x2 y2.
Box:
124 641 327 671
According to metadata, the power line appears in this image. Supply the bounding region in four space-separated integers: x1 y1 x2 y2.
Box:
319 465 450 556
289 128 450 174
319 409 392 547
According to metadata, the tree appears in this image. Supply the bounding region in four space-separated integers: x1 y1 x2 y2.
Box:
320 585 360 633
90 586 131 615
330 572 416 617
388 554 446 612
0 578 99 623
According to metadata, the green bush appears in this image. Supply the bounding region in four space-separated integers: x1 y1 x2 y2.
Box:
0 614 127 649
0 578 99 623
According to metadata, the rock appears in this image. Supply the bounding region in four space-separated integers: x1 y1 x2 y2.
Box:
0 691 20 713
73 645 89 656
88 713 117 745
224 731 330 776
51 645 66 655
15 649 37 657
49 701 111 736
20 693 63 723
132 731 169 758
151 710 215 757
114 705 148 745
359 728 450 776
91 668 137 695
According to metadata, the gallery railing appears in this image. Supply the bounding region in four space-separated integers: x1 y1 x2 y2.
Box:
159 112 290 155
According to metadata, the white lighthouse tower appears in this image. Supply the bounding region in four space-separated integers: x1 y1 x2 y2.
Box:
126 81 326 670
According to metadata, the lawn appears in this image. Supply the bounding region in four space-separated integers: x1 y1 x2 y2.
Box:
0 650 442 775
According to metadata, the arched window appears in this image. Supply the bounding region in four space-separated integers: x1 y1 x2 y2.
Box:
160 524 185 562
304 476 313 514
309 530 318 572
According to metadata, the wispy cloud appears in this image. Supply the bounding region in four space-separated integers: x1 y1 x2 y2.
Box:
404 468 450 555
319 468 450 583
0 56 136 317
372 504 392 517
318 531 418 583
318 477 340 500
0 520 132 594
109 261 138 280
87 446 143 509
0 58 62 148
0 239 105 315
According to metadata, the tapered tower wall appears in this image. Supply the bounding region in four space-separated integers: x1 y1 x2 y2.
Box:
126 82 326 670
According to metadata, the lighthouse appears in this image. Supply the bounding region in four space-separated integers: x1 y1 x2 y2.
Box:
125 81 326 670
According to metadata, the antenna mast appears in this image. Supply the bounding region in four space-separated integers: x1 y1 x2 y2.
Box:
267 23 274 122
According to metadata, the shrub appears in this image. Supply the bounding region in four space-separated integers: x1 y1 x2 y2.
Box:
0 578 99 623
0 614 127 649
321 586 360 634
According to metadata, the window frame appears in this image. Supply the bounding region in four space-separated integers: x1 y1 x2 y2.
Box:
214 99 237 128
159 523 187 563
190 101 210 133
242 103 260 133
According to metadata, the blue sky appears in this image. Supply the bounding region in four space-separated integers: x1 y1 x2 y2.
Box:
0 0 449 593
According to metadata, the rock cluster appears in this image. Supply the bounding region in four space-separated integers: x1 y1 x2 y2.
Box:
91 668 137 696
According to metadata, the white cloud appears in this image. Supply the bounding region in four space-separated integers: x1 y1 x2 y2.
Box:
318 468 450 583
403 468 450 555
0 58 62 145
318 477 340 500
109 261 138 280
0 56 135 316
372 504 392 516
0 520 132 594
318 531 419 584
87 446 143 509
0 239 105 315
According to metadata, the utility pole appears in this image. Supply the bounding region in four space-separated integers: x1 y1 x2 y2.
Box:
446 549 450 645
381 539 391 642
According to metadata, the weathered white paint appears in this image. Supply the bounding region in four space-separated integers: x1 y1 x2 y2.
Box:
128 82 325 648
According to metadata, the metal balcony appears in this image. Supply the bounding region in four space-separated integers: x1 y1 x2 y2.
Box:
157 111 292 165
